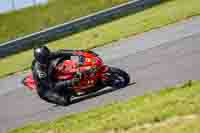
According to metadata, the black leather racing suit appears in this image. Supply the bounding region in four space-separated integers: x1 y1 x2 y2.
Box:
31 50 80 105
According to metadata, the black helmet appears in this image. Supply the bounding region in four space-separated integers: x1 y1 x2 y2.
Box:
33 46 50 65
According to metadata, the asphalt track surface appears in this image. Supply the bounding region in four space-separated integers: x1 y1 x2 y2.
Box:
1 16 200 133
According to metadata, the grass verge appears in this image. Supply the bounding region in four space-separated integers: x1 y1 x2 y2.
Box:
8 80 200 133
0 0 128 43
1 0 200 78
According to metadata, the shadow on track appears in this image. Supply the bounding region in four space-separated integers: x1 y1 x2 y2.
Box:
53 82 136 108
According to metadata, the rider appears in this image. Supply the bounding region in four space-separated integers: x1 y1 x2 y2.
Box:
32 46 82 105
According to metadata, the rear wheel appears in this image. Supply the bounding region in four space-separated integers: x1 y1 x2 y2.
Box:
106 67 130 89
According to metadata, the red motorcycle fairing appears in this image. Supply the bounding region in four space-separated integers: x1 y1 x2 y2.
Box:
54 57 108 93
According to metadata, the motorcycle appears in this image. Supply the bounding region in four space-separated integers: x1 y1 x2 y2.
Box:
22 49 130 105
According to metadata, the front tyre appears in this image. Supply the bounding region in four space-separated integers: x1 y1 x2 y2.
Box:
107 67 130 89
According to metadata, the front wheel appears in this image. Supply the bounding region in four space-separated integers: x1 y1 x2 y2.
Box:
105 67 130 89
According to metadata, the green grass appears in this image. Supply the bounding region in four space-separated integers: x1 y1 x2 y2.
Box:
0 0 128 44
8 80 200 133
1 0 200 78
125 115 200 133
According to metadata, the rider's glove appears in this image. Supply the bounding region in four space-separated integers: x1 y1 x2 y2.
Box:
74 71 83 79
72 78 80 86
